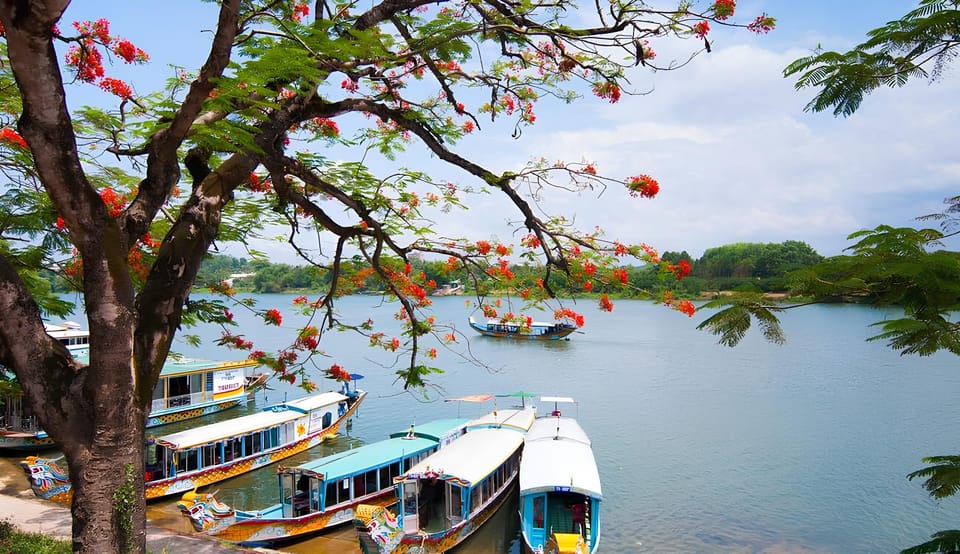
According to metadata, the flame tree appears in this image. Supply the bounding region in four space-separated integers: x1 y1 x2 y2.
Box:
0 1 772 551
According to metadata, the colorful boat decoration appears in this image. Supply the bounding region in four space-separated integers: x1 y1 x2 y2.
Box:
467 315 577 341
1 353 269 451
21 382 366 504
353 405 537 553
178 417 472 545
519 397 602 554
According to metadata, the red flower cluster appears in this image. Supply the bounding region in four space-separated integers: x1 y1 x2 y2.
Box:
592 81 621 103
312 118 339 138
475 240 492 255
521 233 540 249
747 14 776 34
264 308 283 326
292 1 311 22
65 18 148 100
713 0 736 20
0 128 27 149
99 187 127 217
678 300 696 317
693 20 710 38
612 268 629 284
326 364 352 382
667 259 692 280
627 175 660 199
554 307 585 327
599 294 614 312
99 77 133 99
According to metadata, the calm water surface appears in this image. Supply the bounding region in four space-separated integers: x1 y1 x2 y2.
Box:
42 295 960 552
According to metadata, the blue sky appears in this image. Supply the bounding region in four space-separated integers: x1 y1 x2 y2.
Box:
58 1 958 262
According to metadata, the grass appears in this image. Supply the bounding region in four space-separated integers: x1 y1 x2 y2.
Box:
0 520 71 554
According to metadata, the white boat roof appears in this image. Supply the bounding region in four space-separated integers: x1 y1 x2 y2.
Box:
540 396 575 404
153 391 348 450
520 417 602 499
44 322 89 338
403 428 525 486
465 407 536 433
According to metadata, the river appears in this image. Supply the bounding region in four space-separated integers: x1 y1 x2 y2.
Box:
10 294 960 552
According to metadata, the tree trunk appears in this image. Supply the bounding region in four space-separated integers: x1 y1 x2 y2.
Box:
68 420 147 554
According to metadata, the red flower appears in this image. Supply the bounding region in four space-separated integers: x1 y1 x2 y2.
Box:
264 308 283 326
627 175 660 199
98 77 133 99
678 300 696 317
583 281 593 292
476 240 492 255
599 294 614 312
495 243 509 256
693 20 710 38
0 127 27 149
714 0 736 20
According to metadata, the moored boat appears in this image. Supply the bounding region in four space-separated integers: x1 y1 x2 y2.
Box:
468 315 577 340
353 405 537 553
519 397 601 554
20 382 366 504
0 354 268 451
178 417 471 545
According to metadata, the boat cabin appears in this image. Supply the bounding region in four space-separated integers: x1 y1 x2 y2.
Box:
145 392 347 484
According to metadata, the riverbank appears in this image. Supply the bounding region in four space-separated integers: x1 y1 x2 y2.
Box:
0 455 281 553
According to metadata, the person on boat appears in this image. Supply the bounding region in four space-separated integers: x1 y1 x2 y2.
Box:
570 500 586 535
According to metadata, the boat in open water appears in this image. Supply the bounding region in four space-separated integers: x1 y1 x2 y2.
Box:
20 381 365 504
178 417 471 545
354 402 537 554
519 397 602 554
468 315 577 341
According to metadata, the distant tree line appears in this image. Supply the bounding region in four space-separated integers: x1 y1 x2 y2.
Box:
171 240 824 298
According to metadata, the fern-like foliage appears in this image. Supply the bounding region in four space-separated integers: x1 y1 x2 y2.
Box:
696 293 785 347
907 456 960 499
784 0 960 117
900 529 960 554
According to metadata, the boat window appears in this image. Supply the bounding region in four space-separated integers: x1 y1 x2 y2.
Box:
189 373 202 400
281 473 295 518
269 427 280 449
322 411 332 428
379 466 390 490
388 461 401 481
205 371 213 392
224 438 241 462
448 484 463 522
353 474 365 497
402 482 418 517
168 376 189 406
177 448 199 473
243 434 253 455
532 496 545 528
202 444 219 467
325 480 339 508
152 379 165 403
365 469 378 494
470 486 482 515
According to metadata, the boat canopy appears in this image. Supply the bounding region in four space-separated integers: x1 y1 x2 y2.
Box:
154 392 346 450
401 428 523 486
519 418 602 499
386 418 470 441
158 357 258 378
283 418 470 479
466 407 536 432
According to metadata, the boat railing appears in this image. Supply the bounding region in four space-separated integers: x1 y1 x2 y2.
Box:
151 390 211 412
6 414 41 433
